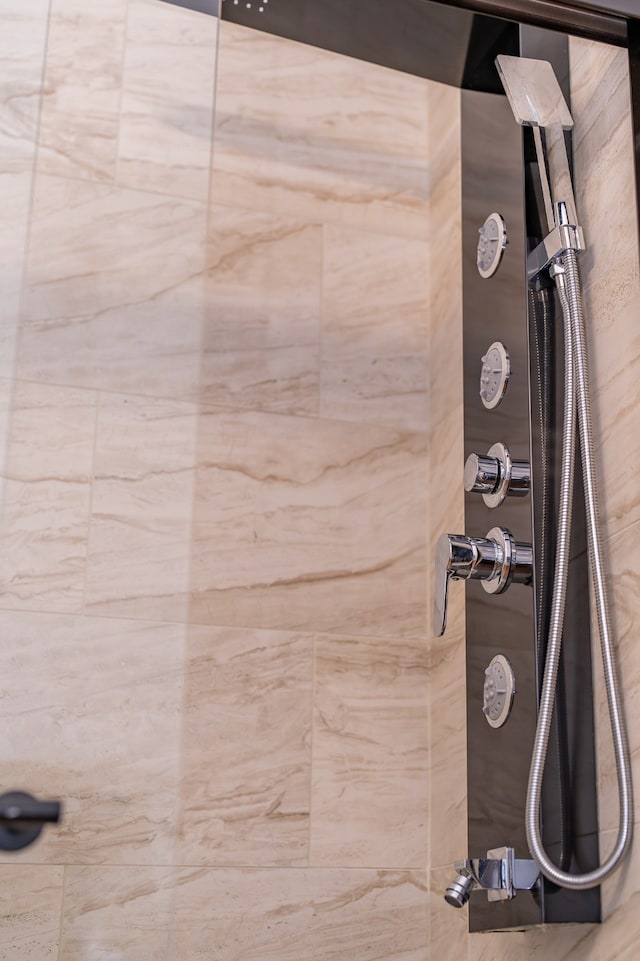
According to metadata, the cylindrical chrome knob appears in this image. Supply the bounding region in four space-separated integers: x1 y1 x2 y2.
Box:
464 453 501 494
464 443 530 508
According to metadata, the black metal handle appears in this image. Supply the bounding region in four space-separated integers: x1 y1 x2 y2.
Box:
0 791 62 851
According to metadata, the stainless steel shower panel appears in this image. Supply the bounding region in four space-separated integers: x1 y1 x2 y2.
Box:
461 87 541 931
460 69 601 929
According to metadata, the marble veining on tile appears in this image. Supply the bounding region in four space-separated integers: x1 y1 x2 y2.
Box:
310 634 429 868
187 408 428 637
0 0 51 173
591 520 640 836
425 80 466 872
38 0 128 183
0 381 96 613
59 866 175 960
198 204 322 415
211 21 430 238
0 1 50 330
116 0 218 200
170 868 429 961
0 610 186 866
17 174 208 399
0 864 64 960
60 866 428 961
320 226 430 432
569 38 640 538
176 626 313 866
85 393 198 622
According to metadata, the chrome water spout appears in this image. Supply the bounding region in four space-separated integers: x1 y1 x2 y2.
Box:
444 848 539 909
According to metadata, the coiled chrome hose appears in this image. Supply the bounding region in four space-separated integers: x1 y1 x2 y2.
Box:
526 248 634 889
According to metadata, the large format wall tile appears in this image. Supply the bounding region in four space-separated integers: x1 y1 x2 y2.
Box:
116 0 218 200
0 0 50 172
85 393 198 622
60 866 428 961
570 38 640 538
86 396 428 636
60 866 175 960
211 22 430 238
591 520 640 834
188 408 428 637
310 634 429 868
0 381 96 613
0 0 50 332
176 626 313 866
17 174 207 398
596 825 640 949
38 0 128 183
425 81 466 872
320 226 429 432
169 868 429 961
428 866 469 961
0 865 64 960
0 610 185 866
199 204 322 415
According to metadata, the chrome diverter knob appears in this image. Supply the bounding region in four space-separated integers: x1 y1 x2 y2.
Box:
464 443 530 509
433 528 533 636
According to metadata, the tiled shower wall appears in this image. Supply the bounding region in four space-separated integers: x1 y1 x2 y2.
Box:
0 2 432 957
427 37 640 961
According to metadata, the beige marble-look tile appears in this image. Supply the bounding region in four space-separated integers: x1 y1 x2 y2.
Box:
17 174 208 398
0 865 64 960
0 171 33 329
116 0 218 200
38 0 128 183
0 1 50 330
86 398 428 635
428 866 469 961
198 204 322 415
310 634 429 868
428 547 467 870
591 520 640 833
594 825 640 956
170 868 429 961
60 867 428 961
188 408 428 637
319 226 429 432
85 393 198 622
0 0 50 173
570 38 640 538
176 626 313 866
0 610 185 866
211 22 430 238
426 79 465 871
0 381 96 613
60 866 174 960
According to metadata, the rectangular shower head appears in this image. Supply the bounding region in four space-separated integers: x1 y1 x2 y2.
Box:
495 54 573 130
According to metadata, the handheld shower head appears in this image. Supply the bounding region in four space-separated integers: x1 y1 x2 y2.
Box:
495 54 581 244
495 54 573 131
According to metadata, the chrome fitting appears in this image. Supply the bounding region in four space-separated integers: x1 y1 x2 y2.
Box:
444 847 540 908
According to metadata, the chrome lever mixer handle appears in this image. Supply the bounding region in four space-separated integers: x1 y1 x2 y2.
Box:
433 529 533 636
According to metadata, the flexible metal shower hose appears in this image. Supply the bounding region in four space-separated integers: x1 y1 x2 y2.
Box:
526 248 634 889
